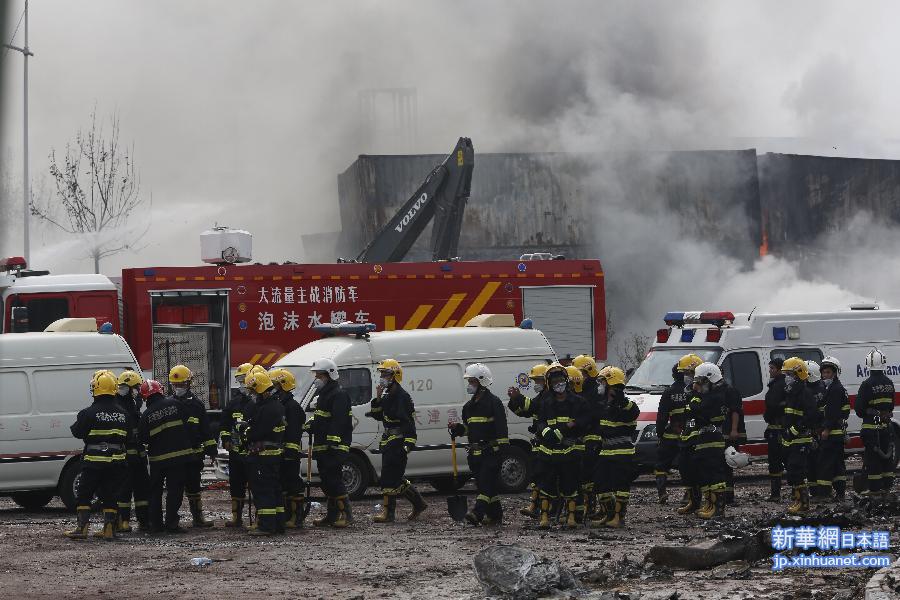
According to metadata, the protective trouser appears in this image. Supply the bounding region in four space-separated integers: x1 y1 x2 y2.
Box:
765 428 785 495
784 443 810 487
593 453 634 512
316 449 348 498
581 445 599 510
249 457 283 533
379 442 408 494
78 463 125 512
862 429 894 493
468 449 502 520
280 458 302 524
184 457 204 499
816 437 846 496
149 463 186 530
117 456 150 525
229 452 249 503
540 456 580 500
677 443 696 493
694 435 727 495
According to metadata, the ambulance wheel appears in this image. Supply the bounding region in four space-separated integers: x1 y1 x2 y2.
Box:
58 459 82 511
341 452 371 500
11 490 55 510
497 444 530 493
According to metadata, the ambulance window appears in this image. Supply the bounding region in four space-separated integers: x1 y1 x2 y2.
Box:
720 351 762 399
339 368 373 407
769 348 823 364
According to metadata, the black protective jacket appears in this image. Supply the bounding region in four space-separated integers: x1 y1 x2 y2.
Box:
179 391 217 459
139 393 194 466
782 379 819 446
246 391 286 462
369 383 416 450
656 377 689 442
71 395 133 466
821 377 849 435
455 388 509 456
534 391 589 459
764 374 786 428
220 391 257 456
280 390 305 461
305 379 353 453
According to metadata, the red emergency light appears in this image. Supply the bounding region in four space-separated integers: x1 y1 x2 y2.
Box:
705 329 723 342
0 256 27 272
656 328 670 343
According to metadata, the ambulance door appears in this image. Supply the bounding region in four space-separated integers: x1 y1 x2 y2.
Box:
719 350 765 445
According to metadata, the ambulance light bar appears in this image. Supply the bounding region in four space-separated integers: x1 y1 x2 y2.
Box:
313 322 376 338
663 311 735 327
0 256 26 272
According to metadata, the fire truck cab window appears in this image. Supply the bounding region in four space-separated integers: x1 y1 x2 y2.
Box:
339 368 373 407
21 297 70 332
720 351 763 399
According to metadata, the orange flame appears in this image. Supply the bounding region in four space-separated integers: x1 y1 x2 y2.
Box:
759 210 769 257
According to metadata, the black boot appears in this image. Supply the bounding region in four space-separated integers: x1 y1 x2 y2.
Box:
402 482 428 520
100 508 118 541
225 498 245 528
64 506 91 539
188 494 214 528
833 479 846 502
117 505 133 533
767 476 781 502
313 498 337 527
135 504 150 532
333 496 352 528
656 474 668 504
373 495 396 523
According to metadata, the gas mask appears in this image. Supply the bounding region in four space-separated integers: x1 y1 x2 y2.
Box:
552 381 567 394
466 383 478 395
313 378 326 391
117 384 130 396
174 386 188 398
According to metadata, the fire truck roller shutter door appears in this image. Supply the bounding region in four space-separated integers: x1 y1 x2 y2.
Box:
520 286 595 359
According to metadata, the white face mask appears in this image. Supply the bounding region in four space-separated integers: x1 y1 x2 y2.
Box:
313 378 326 391
683 375 693 387
466 383 478 395
117 384 130 396
552 382 567 394
822 378 833 386
131 388 139 398
784 375 796 386
597 382 607 395
174 386 188 398
533 382 545 394
379 377 392 388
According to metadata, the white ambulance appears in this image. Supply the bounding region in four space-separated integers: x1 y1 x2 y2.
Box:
216 316 557 498
626 306 900 468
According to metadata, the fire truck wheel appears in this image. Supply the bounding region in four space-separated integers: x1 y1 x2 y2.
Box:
341 452 372 500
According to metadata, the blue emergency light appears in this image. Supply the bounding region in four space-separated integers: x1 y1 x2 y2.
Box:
663 311 735 328
680 329 696 342
772 327 787 340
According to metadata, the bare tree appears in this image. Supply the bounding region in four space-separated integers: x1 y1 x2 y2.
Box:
614 331 652 375
30 108 149 273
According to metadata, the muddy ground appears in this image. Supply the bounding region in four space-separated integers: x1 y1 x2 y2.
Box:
1 457 895 599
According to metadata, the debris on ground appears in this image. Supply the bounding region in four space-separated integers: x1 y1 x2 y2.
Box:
646 529 773 571
579 555 673 586
473 544 581 600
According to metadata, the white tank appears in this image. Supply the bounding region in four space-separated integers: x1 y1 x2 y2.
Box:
200 227 252 264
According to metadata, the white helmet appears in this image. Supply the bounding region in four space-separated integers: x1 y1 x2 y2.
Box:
463 363 493 387
725 445 751 469
694 362 723 384
820 355 842 376
865 348 887 371
310 358 339 380
805 361 821 383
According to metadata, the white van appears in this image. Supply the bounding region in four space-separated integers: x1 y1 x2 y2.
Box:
0 326 141 510
216 320 557 498
625 307 900 468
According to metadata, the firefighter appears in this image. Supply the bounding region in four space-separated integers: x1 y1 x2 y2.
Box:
573 355 602 518
680 363 730 519
220 363 257 528
804 361 827 501
590 366 639 528
818 356 849 502
168 365 218 527
269 368 306 528
114 370 150 532
305 358 354 527
673 354 704 515
781 357 819 514
366 359 427 523
242 371 286 535
139 379 194 534
530 362 587 529
507 363 550 519
448 363 509 526
722 371 747 505
763 357 787 501
64 372 131 540
656 361 690 505
856 349 896 500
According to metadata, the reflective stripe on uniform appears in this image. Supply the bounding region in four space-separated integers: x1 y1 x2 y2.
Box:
149 419 184 437
149 448 195 462
84 453 126 462
284 442 301 451
88 428 127 437
466 416 494 424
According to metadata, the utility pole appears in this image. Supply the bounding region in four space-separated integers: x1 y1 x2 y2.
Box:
4 0 34 264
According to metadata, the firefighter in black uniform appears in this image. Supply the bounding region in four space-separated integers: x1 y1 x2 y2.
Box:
590 366 639 528
366 359 428 523
220 363 256 528
722 376 747 505
781 357 819 514
856 349 896 499
507 363 549 518
680 362 730 519
306 358 354 527
763 358 787 501
656 362 690 504
65 372 131 540
269 367 307 528
672 354 704 515
139 379 194 533
241 371 286 535
114 370 150 532
530 363 588 529
449 363 509 526
818 356 849 501
168 365 217 527
804 361 827 501
573 355 602 519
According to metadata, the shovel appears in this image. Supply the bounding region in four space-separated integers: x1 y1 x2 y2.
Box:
300 432 314 521
447 437 468 521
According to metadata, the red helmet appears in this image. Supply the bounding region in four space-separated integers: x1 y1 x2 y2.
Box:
140 379 164 399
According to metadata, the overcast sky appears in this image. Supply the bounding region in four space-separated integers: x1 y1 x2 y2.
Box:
1 0 899 275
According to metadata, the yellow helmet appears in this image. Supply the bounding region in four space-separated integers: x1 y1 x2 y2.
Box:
376 358 403 383
572 355 599 378
91 372 118 396
676 354 704 373
117 370 143 388
565 365 584 393
598 365 626 387
545 361 568 381
529 363 548 380
781 357 809 381
235 363 254 382
245 371 274 394
169 365 193 384
269 368 296 392
250 365 267 377
93 369 114 382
